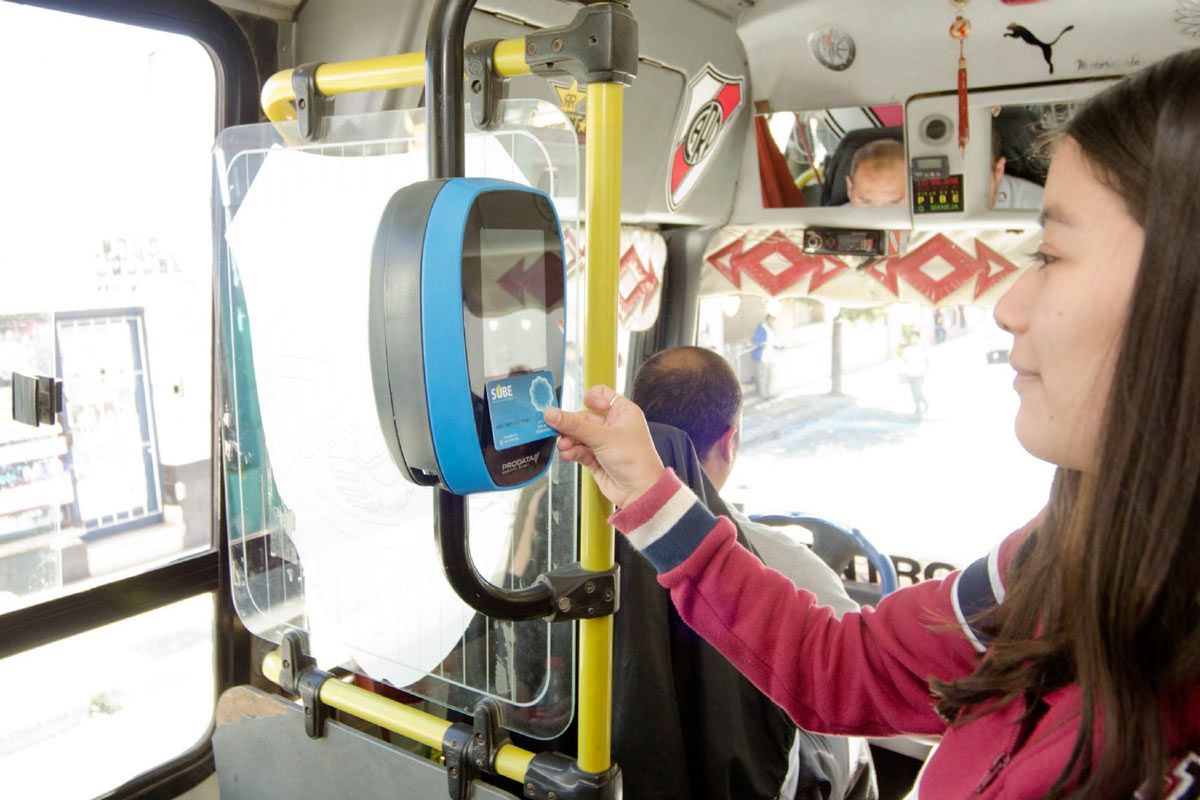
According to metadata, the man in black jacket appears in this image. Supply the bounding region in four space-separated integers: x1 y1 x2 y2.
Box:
615 347 875 800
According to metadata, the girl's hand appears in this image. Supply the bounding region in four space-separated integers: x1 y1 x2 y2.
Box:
543 384 665 508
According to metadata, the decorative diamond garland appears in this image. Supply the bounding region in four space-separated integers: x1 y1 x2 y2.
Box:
704 230 854 296
707 230 1021 305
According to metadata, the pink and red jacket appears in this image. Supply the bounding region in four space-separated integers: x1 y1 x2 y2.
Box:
612 469 1200 799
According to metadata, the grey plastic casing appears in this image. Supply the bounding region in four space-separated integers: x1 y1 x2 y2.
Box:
368 179 449 487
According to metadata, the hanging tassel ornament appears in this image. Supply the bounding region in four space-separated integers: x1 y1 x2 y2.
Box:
949 0 972 156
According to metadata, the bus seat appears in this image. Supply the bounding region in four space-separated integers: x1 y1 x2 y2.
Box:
749 512 900 602
610 422 869 800
819 126 904 207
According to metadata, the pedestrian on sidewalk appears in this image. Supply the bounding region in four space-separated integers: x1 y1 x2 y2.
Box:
900 330 929 417
750 312 778 400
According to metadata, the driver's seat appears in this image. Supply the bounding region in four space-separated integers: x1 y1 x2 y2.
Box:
748 512 899 606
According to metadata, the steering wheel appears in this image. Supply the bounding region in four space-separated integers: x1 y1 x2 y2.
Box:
748 512 899 597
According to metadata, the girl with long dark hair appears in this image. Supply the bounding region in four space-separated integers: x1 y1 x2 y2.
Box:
545 49 1200 798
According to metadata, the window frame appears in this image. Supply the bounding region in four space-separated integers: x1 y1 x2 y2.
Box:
0 0 258 796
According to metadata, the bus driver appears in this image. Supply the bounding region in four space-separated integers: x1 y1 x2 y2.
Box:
845 138 907 207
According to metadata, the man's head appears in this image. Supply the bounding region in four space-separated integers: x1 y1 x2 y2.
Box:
846 138 906 206
631 346 743 491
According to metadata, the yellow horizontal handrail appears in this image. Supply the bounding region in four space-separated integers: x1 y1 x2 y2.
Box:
795 165 824 190
261 38 531 122
262 649 536 781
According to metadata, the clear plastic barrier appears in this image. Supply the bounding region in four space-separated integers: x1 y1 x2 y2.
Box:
214 101 581 739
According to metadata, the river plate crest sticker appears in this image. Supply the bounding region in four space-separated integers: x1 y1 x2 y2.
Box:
666 65 745 211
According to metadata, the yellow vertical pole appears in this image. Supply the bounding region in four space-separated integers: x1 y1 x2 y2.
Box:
576 80 623 774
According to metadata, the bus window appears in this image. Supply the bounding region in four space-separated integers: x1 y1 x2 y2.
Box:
698 291 1055 582
0 4 218 796
0 596 214 798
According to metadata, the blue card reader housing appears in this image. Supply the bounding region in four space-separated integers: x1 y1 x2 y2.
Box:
369 178 566 495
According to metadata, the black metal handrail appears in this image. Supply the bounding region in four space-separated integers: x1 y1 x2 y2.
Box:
426 0 557 621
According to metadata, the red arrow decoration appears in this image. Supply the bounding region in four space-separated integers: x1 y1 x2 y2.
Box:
971 239 1019 299
862 257 900 297
618 245 661 319
705 237 744 288
806 255 850 293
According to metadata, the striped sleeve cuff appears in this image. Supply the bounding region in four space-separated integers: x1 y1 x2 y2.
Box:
609 468 720 573
951 540 1006 654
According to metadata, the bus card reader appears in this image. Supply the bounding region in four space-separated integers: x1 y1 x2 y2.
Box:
369 177 566 495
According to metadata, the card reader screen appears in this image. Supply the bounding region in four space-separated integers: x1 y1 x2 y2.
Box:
480 228 549 377
461 188 565 481
485 369 558 450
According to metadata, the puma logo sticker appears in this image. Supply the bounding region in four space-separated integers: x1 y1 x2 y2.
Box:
1004 24 1076 74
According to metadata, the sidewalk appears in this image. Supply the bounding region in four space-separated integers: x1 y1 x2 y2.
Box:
740 391 857 450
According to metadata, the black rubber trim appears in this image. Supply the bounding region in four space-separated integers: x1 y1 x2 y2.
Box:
99 745 216 800
0 551 220 660
8 0 260 125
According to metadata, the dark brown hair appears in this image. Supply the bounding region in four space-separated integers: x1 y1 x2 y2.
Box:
632 346 741 458
933 48 1200 798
